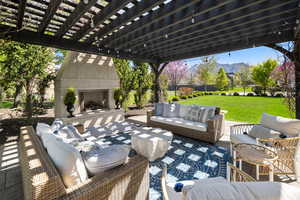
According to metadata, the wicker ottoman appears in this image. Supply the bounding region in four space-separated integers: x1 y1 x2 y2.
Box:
131 127 173 161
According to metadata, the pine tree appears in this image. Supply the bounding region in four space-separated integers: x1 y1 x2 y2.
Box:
216 68 229 90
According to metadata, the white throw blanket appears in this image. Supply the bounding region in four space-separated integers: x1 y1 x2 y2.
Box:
185 181 300 200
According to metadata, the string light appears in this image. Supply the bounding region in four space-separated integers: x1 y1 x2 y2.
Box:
83 0 89 4
228 52 231 57
107 50 110 54
253 44 256 48
191 17 195 24
165 34 168 39
278 31 282 35
144 43 147 48
296 19 300 24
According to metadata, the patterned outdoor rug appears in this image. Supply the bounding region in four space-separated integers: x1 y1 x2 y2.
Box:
87 122 231 200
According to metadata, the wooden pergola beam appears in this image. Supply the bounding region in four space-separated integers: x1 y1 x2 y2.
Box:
141 8 297 56
72 0 133 41
0 25 156 63
38 0 63 33
151 16 296 57
124 0 293 51
55 0 98 38
98 0 204 47
16 0 27 29
160 30 294 62
107 0 262 49
86 0 166 44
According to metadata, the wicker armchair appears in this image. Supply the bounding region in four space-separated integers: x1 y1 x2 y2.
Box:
230 123 300 179
19 126 149 200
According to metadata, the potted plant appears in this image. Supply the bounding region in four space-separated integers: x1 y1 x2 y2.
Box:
64 88 76 117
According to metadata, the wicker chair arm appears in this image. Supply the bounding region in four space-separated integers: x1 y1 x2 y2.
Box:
147 109 154 123
207 114 224 142
258 136 300 144
227 163 256 182
230 124 257 135
64 155 149 200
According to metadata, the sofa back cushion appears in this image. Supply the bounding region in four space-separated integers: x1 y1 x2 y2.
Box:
162 103 180 118
179 104 190 118
46 132 88 187
248 125 281 139
19 126 67 199
261 113 300 136
184 105 216 123
154 103 165 116
184 106 202 122
37 123 54 148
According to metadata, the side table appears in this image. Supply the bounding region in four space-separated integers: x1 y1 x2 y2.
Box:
233 143 278 181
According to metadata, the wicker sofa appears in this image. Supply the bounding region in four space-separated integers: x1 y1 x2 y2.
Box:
19 126 149 200
147 105 224 144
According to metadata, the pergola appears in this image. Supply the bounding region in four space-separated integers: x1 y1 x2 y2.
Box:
0 0 299 114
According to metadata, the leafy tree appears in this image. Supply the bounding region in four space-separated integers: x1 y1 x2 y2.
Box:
164 61 187 96
252 59 278 94
215 68 229 90
0 40 54 118
113 58 135 110
132 61 152 109
197 56 217 91
236 66 253 95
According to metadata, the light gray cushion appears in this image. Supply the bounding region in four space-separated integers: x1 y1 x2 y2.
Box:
57 125 82 139
51 119 64 132
82 145 130 176
178 104 190 118
151 116 207 132
230 134 258 145
154 103 164 116
162 103 180 118
261 113 300 136
248 125 281 139
198 106 216 123
184 105 201 122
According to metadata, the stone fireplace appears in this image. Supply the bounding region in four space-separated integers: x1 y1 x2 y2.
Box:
54 51 119 118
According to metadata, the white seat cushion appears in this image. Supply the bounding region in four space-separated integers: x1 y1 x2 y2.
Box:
37 123 54 148
46 132 88 187
248 125 281 139
230 133 257 145
82 145 130 176
261 113 300 136
51 119 64 132
57 125 82 139
151 116 207 132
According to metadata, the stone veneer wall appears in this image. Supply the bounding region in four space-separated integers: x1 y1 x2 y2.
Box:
55 52 119 118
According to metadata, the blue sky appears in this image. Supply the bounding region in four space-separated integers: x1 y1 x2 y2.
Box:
184 42 291 67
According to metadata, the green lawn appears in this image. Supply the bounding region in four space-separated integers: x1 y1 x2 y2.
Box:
179 96 292 123
0 101 13 109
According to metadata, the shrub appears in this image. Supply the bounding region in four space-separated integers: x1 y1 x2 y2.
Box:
180 95 187 99
261 93 268 97
172 96 180 101
247 92 255 96
221 93 226 96
275 93 284 97
64 88 76 106
204 92 209 95
252 86 263 96
233 92 240 96
208 92 213 95
179 87 193 96
193 93 198 97
188 95 193 98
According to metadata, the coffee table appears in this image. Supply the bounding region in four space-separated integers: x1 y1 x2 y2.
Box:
233 143 278 181
131 127 173 161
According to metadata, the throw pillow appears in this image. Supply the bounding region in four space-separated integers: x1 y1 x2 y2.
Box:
248 125 281 139
198 106 216 123
82 144 130 176
184 105 202 122
57 125 82 139
162 103 180 118
154 103 164 116
37 123 53 148
46 134 88 187
261 113 300 136
51 119 64 132
178 104 190 118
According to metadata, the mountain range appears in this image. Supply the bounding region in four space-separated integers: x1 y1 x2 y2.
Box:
216 62 250 73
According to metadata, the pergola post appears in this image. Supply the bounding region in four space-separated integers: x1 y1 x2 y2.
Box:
294 38 300 119
150 62 168 103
